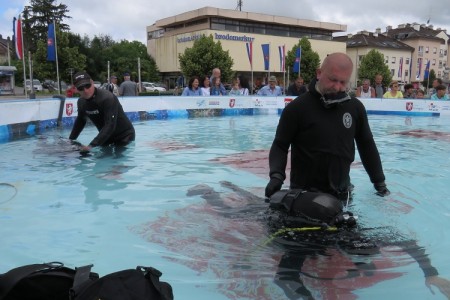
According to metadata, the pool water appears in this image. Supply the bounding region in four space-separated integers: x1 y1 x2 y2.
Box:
1 114 450 299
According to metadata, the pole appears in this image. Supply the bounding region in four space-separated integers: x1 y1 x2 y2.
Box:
53 20 61 94
268 42 271 78
137 57 141 93
107 61 110 83
28 51 34 98
20 17 27 97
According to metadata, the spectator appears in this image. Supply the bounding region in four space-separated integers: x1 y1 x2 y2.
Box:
210 76 227 96
237 75 250 95
200 75 211 96
429 78 443 97
416 89 426 99
355 79 375 98
430 84 449 100
119 72 138 96
287 76 307 97
66 84 78 98
257 76 282 96
228 78 241 96
181 76 202 96
68 71 135 153
106 75 119 96
383 81 403 98
372 74 387 98
253 77 265 94
403 83 415 99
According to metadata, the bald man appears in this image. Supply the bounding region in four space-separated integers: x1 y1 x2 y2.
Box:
265 53 389 199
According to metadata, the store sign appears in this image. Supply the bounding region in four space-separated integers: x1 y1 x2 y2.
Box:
177 32 255 43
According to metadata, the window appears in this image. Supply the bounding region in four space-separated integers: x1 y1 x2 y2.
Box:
432 59 436 66
391 57 396 63
439 61 443 68
438 71 441 77
425 46 429 53
406 57 410 64
433 47 437 54
385 56 389 64
418 46 424 54
390 69 395 76
405 70 409 77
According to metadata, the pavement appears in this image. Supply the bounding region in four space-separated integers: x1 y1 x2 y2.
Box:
0 86 63 100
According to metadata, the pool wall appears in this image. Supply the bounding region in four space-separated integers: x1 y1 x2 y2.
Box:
0 95 448 142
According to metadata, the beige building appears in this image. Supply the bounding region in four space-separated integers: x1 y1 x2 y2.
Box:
146 6 347 87
334 30 414 88
385 23 450 83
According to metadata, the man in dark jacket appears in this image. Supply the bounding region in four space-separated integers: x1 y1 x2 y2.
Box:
265 53 389 199
69 71 135 152
286 76 307 97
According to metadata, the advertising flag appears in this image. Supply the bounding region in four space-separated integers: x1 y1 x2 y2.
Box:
278 45 285 72
398 57 403 78
415 58 422 80
13 16 23 60
423 59 431 80
47 22 56 61
261 44 270 71
293 47 301 73
246 42 252 67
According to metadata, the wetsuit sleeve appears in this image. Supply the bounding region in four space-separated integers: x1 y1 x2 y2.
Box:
269 105 298 181
397 240 439 277
354 103 386 184
69 101 87 140
89 95 120 147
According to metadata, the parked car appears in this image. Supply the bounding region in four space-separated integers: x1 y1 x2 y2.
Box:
142 82 166 92
25 79 43 92
93 81 102 88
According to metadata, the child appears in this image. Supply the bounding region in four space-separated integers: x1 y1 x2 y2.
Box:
228 79 241 96
210 77 225 96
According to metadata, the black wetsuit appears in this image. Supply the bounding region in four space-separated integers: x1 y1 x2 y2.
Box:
69 88 135 147
269 80 385 196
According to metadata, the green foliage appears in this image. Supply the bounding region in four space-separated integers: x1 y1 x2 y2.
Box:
178 35 234 82
285 38 320 84
357 49 391 87
22 0 71 53
422 69 436 88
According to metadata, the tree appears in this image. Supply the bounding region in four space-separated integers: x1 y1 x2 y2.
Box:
357 49 391 87
285 38 320 84
178 35 234 82
22 0 71 53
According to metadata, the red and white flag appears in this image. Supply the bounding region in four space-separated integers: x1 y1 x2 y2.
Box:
13 16 23 60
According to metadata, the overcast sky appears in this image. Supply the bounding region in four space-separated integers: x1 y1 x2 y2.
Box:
1 0 450 44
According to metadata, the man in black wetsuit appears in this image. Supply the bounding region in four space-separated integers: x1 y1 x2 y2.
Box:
69 71 135 152
265 52 389 199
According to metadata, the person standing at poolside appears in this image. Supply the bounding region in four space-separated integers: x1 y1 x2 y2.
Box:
356 79 375 98
430 84 449 100
69 71 135 152
265 52 389 199
106 75 120 96
258 76 282 96
181 76 202 96
119 72 138 96
372 74 387 98
287 76 307 97
383 81 403 98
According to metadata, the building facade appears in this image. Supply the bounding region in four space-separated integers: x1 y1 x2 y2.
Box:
334 30 414 88
146 6 347 87
384 23 450 83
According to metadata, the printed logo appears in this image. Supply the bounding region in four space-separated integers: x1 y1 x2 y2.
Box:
406 102 413 111
208 100 220 106
66 103 73 116
229 98 235 108
284 98 293 106
196 99 206 107
343 112 352 129
255 99 263 107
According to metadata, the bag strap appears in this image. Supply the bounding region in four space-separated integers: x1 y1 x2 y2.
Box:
0 262 63 299
138 266 173 300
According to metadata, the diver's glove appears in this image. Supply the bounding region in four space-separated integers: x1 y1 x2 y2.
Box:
374 181 390 197
265 176 283 198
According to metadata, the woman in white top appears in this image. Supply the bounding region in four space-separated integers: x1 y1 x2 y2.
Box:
200 75 210 96
237 75 250 95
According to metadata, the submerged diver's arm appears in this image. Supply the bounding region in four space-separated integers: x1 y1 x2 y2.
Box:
399 240 450 298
